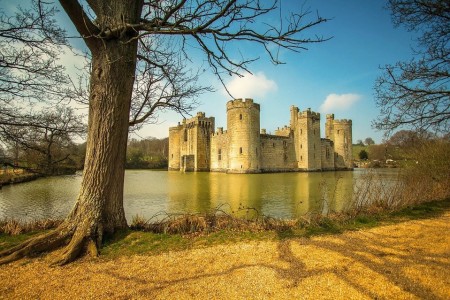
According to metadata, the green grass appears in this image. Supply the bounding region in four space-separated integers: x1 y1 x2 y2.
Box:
100 198 450 258
352 145 368 160
0 231 44 252
101 228 275 259
1 199 449 259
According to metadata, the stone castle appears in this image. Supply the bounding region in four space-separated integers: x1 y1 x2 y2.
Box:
169 98 353 173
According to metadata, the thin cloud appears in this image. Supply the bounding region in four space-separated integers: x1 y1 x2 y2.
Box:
57 47 88 80
224 72 278 99
320 93 361 112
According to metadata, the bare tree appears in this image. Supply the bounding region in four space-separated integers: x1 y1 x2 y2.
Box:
0 0 86 168
128 36 212 129
0 107 86 174
373 0 450 134
364 137 375 145
0 1 73 104
386 129 432 148
0 0 329 265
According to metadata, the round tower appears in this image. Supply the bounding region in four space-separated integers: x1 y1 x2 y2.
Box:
226 98 261 173
332 119 353 169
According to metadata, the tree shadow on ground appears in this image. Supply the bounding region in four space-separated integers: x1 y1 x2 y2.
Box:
4 212 445 299
93 214 449 299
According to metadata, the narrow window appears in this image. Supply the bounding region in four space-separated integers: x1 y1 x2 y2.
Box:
239 114 242 120
171 154 173 158
183 129 188 141
300 129 303 134
300 156 303 161
240 147 243 154
218 149 222 161
300 144 302 149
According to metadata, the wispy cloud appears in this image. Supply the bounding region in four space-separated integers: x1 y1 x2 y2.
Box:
57 47 88 80
224 72 277 99
319 93 361 112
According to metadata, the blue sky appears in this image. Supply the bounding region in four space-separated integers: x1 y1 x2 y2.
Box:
130 0 418 144
5 0 419 144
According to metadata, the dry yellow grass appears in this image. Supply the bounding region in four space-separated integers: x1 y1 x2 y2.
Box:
1 212 449 299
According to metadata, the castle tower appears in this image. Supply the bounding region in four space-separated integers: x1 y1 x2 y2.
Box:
294 108 321 170
325 115 353 169
168 112 215 171
168 123 182 170
325 114 334 140
226 98 261 173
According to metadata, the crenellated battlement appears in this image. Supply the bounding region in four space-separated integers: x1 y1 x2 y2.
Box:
212 127 227 136
274 125 291 137
298 108 320 120
290 105 300 113
176 112 214 129
226 98 260 111
333 119 352 125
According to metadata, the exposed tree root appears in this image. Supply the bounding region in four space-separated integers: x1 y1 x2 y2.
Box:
0 227 71 265
0 221 104 266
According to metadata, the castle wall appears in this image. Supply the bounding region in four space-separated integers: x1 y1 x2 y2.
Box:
169 99 352 173
274 126 291 137
195 119 214 171
210 128 229 172
320 139 335 170
226 98 261 173
260 135 296 172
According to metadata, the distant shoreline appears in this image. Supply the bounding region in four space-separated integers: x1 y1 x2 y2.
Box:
0 172 42 188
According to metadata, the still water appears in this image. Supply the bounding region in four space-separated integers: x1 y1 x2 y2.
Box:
0 169 396 222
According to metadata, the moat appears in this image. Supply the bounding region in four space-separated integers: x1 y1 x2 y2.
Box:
0 169 398 222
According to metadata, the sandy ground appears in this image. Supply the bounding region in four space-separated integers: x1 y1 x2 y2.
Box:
1 212 449 300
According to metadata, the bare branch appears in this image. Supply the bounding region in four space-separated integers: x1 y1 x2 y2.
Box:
374 0 450 134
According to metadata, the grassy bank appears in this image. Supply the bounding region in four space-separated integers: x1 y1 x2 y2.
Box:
104 198 450 257
1 198 449 259
0 172 41 186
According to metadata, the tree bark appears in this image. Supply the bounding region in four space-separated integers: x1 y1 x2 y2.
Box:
0 0 142 265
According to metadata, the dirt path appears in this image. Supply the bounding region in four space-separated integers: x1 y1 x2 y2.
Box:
1 212 449 299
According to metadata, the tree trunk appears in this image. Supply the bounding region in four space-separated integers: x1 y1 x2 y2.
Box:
0 1 142 265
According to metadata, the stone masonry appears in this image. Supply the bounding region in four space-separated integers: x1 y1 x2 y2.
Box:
169 98 353 173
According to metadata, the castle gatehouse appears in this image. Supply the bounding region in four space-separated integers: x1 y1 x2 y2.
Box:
169 98 353 173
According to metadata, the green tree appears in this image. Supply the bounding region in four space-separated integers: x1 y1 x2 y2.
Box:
0 0 329 265
358 149 368 160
